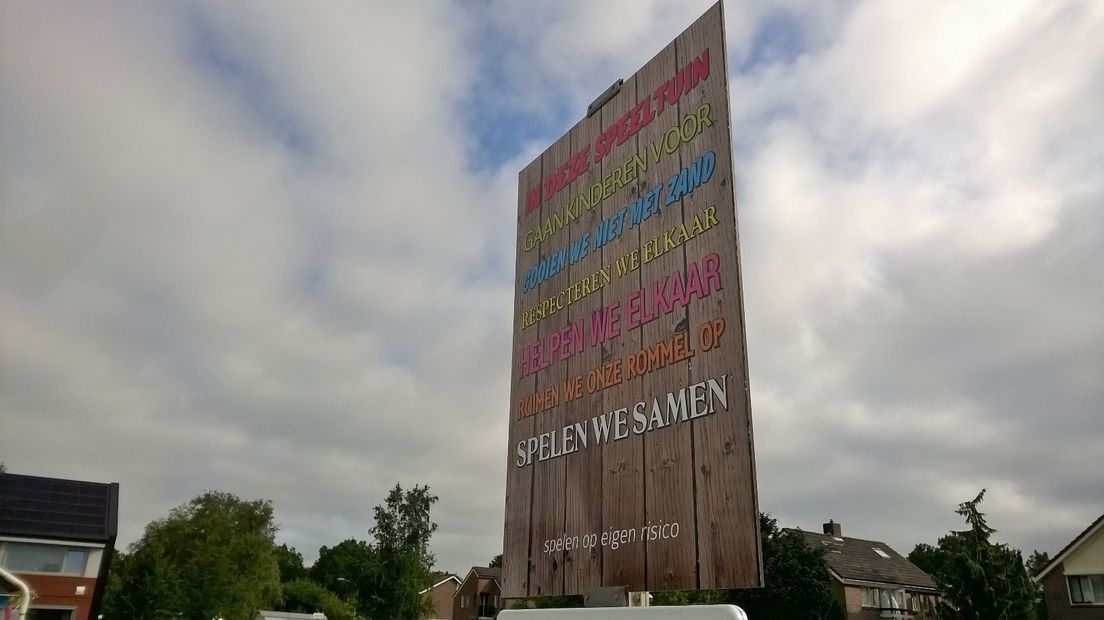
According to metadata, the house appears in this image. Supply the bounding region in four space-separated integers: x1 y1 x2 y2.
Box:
0 473 119 620
421 571 461 619
799 520 939 619
1035 512 1104 619
453 566 501 620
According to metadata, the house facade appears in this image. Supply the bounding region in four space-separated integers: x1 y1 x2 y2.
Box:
800 520 939 619
421 572 461 619
453 566 500 620
1036 513 1104 619
0 473 119 620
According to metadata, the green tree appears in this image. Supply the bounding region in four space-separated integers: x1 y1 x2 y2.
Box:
101 544 185 619
281 578 357 620
922 490 1039 619
361 483 438 620
719 514 843 619
0 462 7 473
650 514 842 618
1026 550 1050 577
275 544 308 583
489 554 503 568
908 542 948 577
103 491 282 620
311 538 377 604
1026 550 1051 619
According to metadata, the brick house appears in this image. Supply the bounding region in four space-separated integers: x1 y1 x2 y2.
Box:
1035 513 1104 619
421 571 461 619
799 520 939 619
453 566 500 620
0 473 119 620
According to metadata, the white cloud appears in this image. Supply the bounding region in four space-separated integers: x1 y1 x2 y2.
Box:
2 0 1101 576
732 0 1103 555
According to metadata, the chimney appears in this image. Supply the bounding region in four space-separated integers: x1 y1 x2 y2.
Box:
823 519 842 537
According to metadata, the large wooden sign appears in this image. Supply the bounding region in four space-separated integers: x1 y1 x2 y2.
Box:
503 2 762 598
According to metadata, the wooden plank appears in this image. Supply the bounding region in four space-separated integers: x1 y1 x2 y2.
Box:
562 110 606 595
503 154 544 599
636 38 699 593
680 1 764 589
598 69 646 592
527 118 580 598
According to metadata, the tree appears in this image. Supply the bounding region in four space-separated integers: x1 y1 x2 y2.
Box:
908 542 947 577
650 514 843 619
101 544 185 620
103 491 282 620
489 553 503 568
275 544 308 583
1026 550 1050 577
1026 550 1051 619
0 462 7 473
361 483 439 620
917 489 1039 619
311 539 377 604
281 578 357 620
720 514 843 618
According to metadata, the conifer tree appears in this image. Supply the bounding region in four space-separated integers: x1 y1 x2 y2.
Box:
923 490 1039 619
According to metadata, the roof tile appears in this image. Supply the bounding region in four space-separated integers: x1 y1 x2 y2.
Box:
797 529 937 590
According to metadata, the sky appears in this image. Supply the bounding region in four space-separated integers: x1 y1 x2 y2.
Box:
2 0 1102 577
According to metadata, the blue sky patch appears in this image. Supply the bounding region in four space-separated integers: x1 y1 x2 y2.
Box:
184 8 313 157
739 9 806 72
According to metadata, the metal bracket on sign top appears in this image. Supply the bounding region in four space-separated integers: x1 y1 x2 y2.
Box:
587 79 624 118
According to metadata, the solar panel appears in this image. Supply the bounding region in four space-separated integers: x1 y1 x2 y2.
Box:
0 474 118 542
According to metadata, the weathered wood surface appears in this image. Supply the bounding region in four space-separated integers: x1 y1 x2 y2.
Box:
680 2 763 590
502 155 543 599
503 1 761 598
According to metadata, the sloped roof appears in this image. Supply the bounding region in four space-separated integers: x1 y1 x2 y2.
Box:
798 530 938 591
1035 512 1104 581
420 571 461 594
455 566 502 598
472 566 501 580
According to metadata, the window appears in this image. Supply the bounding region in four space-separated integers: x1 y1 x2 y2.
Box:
478 592 496 618
861 587 907 612
906 592 934 613
1069 574 1104 605
27 609 75 620
460 594 469 608
872 547 891 559
63 550 87 574
904 591 936 613
0 543 87 575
